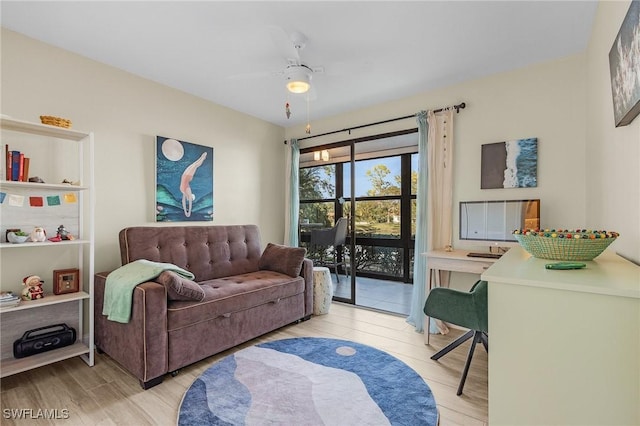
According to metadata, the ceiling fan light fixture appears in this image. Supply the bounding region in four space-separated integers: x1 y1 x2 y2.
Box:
286 67 311 94
287 80 310 94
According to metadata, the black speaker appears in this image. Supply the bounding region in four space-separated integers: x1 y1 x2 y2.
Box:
13 324 76 358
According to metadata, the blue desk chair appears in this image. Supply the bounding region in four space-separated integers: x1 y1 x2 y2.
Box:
423 280 488 395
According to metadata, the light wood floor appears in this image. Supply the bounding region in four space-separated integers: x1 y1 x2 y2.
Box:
0 303 488 425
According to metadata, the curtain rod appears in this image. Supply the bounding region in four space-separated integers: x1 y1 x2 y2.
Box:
286 102 466 143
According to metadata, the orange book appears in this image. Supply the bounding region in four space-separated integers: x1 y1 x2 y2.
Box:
22 157 30 182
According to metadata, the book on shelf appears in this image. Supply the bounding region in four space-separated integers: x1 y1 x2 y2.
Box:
4 144 9 181
4 146 30 182
0 291 21 308
23 157 30 182
0 291 17 300
11 150 20 181
18 152 24 181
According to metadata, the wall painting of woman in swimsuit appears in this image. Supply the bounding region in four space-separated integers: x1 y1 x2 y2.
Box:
155 136 214 222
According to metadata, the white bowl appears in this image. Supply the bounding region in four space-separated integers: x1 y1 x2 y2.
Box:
7 232 29 244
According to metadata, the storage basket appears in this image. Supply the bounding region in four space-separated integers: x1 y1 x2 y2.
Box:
40 115 72 128
513 230 618 261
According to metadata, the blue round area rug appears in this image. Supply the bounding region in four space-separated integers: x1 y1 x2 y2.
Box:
178 337 438 425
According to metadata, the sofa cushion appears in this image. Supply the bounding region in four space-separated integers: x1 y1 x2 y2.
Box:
258 243 306 278
156 271 205 301
166 270 305 331
119 225 263 282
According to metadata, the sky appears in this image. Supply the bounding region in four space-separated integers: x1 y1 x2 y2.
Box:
315 154 418 198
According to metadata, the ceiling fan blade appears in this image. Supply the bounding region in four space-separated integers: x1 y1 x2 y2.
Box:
268 26 304 63
325 60 371 76
228 70 283 81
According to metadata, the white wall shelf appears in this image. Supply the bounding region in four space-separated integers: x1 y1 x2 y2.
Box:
0 291 90 313
0 180 88 191
0 343 91 378
0 117 88 141
0 239 91 249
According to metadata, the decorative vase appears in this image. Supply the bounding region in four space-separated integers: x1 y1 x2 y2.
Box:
7 232 29 244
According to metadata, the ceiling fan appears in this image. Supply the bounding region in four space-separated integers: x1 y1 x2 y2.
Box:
229 28 324 129
230 28 324 98
278 30 324 95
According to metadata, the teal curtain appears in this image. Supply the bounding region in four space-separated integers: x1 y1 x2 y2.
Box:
286 138 300 247
406 111 428 332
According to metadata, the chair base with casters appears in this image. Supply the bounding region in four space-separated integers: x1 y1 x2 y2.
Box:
424 280 488 396
430 329 488 395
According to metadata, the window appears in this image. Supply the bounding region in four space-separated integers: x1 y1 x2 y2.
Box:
300 165 335 201
299 129 418 282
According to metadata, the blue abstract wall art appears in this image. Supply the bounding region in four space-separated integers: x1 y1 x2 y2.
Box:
481 137 538 189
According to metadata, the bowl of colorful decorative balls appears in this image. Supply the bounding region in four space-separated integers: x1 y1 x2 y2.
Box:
512 229 620 261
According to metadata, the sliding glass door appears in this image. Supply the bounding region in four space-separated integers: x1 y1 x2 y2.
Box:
299 143 355 302
299 129 418 312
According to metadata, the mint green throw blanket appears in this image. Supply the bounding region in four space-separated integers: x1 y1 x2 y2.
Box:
103 259 195 323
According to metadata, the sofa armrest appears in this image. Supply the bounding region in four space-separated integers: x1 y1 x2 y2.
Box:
94 271 168 386
300 258 314 318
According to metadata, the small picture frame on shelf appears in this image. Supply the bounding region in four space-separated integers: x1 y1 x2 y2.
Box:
53 268 80 295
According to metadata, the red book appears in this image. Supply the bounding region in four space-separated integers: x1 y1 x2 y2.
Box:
18 153 24 182
5 145 10 181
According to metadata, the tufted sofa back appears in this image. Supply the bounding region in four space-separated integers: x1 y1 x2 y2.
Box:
119 225 262 282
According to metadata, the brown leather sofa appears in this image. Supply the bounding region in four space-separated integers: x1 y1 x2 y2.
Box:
94 225 313 389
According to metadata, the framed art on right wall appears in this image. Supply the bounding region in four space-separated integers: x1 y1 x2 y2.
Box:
609 0 640 127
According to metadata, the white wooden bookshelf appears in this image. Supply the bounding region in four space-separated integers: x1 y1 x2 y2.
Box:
0 116 95 377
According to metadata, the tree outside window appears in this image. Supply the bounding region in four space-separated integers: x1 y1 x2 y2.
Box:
300 152 417 282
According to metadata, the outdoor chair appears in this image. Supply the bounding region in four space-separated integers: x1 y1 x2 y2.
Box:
310 217 348 282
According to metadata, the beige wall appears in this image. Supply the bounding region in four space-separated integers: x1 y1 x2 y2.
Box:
1 29 286 273
286 54 590 289
586 0 639 264
288 54 588 235
286 1 640 268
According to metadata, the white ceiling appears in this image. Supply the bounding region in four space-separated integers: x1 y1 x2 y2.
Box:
1 1 598 128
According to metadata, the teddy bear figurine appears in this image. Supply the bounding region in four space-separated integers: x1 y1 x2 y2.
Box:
29 226 47 242
21 275 44 301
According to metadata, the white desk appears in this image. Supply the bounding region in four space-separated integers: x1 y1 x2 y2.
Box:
482 246 640 425
423 249 498 344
